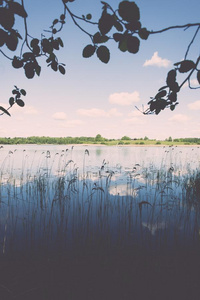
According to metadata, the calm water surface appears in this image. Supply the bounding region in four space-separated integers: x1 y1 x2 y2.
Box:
0 144 200 257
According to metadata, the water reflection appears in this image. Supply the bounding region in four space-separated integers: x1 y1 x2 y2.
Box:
0 145 200 257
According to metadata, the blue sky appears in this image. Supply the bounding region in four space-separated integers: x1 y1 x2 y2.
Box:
0 0 200 139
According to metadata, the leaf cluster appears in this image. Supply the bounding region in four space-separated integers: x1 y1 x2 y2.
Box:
144 59 200 115
82 1 150 63
0 86 26 117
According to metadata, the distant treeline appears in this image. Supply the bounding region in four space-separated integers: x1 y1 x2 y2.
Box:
0 135 200 145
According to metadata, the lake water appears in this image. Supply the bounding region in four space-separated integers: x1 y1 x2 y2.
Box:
0 144 200 257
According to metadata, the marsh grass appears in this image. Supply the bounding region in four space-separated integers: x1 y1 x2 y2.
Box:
0 146 200 299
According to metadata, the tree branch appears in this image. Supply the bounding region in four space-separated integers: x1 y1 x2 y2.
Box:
150 23 200 35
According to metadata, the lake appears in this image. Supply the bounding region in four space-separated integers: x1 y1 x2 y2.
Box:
0 144 200 299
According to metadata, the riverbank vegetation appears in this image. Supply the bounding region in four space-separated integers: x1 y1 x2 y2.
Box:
0 135 200 146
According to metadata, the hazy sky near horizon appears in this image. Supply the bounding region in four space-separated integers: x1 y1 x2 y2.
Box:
0 0 200 139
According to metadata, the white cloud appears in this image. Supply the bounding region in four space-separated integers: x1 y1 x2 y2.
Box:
188 100 200 110
109 92 140 106
143 51 171 68
52 112 67 120
77 108 123 117
169 114 190 122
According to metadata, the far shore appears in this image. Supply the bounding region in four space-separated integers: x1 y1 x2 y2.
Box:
1 143 200 147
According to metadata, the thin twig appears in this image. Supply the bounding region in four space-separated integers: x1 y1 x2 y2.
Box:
185 26 200 59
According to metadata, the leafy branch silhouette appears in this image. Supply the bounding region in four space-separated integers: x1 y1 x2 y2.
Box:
0 0 199 116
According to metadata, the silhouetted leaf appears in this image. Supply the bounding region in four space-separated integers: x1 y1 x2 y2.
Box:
93 32 109 44
157 99 167 110
118 1 140 22
24 62 35 79
58 37 64 47
166 69 176 88
125 21 141 31
5 33 18 51
9 97 15 106
51 61 58 71
168 92 177 102
12 89 20 96
155 90 167 99
8 1 28 18
158 86 168 91
118 38 128 52
60 14 65 21
41 38 53 53
0 29 6 47
113 33 123 42
0 8 15 30
96 46 110 63
59 65 66 74
178 60 195 73
20 89 26 96
53 19 59 25
12 56 23 68
23 52 35 60
30 38 39 48
138 27 150 40
98 12 113 35
0 106 11 116
170 105 175 111
197 70 200 85
82 44 96 58
170 82 180 93
86 13 92 20
32 45 40 55
35 64 41 76
113 20 123 32
16 99 25 107
53 39 59 50
127 35 140 53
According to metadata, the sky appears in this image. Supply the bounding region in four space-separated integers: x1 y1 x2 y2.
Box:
0 0 200 140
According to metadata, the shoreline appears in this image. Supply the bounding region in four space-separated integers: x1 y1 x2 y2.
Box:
0 143 200 147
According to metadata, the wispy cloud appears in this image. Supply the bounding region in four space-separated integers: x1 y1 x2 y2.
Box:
143 51 171 68
52 112 67 120
77 108 123 117
188 100 200 110
109 92 140 106
169 114 190 122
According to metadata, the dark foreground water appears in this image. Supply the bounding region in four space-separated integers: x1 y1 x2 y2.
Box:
0 145 200 299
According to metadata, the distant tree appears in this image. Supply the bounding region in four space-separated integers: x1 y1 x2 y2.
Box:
168 136 173 142
95 134 104 142
121 135 131 140
0 0 199 116
144 136 149 140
